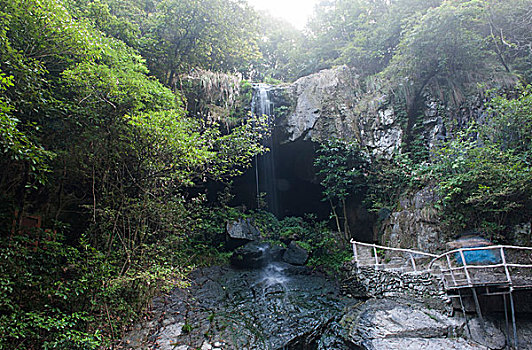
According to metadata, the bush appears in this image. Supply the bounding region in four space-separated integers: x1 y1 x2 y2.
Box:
0 229 189 349
426 86 532 239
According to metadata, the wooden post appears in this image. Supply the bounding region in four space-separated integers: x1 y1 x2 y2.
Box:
373 246 379 270
409 253 417 271
446 254 457 288
509 289 518 349
500 247 512 285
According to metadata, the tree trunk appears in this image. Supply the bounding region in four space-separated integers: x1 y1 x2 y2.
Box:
14 162 30 233
329 199 342 236
341 198 351 242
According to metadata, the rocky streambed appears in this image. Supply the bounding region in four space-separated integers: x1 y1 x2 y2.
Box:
123 261 356 349
122 243 532 349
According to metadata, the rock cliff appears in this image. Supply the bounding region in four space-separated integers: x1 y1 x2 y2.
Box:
270 66 404 158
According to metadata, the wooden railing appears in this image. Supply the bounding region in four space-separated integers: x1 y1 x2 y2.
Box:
350 240 438 273
351 241 532 288
428 245 532 290
350 241 532 349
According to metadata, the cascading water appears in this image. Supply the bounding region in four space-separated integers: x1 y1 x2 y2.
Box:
252 83 279 215
250 85 289 299
252 245 289 297
252 83 272 116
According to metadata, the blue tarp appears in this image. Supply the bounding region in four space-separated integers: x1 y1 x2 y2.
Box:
454 248 501 265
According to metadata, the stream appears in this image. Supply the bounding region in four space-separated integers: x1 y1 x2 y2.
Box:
123 249 358 349
122 244 532 350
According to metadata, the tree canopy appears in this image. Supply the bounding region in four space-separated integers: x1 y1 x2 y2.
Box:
0 0 531 347
0 0 267 347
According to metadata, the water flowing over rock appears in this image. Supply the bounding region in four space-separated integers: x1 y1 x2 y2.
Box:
230 241 284 268
122 262 530 350
252 83 280 215
123 263 355 350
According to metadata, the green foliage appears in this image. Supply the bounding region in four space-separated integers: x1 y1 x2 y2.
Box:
299 1 530 244
385 0 493 100
251 210 280 237
277 214 348 271
65 0 142 48
140 0 261 87
241 211 348 271
0 232 104 349
485 0 532 83
314 138 369 240
252 14 306 82
0 0 270 348
304 0 441 76
0 230 189 349
128 110 267 186
314 139 368 203
1 0 529 347
427 86 532 238
181 322 193 334
485 85 532 154
365 152 427 211
278 216 308 240
0 73 54 183
301 0 528 149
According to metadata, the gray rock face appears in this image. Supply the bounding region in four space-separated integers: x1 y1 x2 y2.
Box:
230 242 284 268
381 186 442 253
371 337 485 350
123 265 354 349
341 298 484 350
155 322 185 350
123 265 532 350
271 66 404 158
281 66 357 142
466 318 506 350
282 241 309 266
511 221 532 246
226 218 261 249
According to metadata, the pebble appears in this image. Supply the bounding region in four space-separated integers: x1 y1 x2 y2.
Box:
161 317 175 326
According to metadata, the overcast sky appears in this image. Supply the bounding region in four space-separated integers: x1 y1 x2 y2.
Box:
246 0 319 29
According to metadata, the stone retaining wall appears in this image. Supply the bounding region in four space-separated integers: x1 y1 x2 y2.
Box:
342 262 450 304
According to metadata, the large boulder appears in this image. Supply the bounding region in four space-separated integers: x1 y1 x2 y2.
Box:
282 241 309 266
230 242 285 269
226 218 261 250
270 66 404 159
340 298 486 350
380 185 442 253
465 318 506 350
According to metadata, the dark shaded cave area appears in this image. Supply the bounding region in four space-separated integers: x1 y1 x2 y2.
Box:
231 137 327 218
230 135 376 242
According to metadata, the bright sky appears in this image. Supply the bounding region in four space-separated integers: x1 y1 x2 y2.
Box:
247 0 320 30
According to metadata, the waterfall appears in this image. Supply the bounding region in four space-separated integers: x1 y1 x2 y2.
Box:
251 244 289 298
252 83 279 215
251 83 272 117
